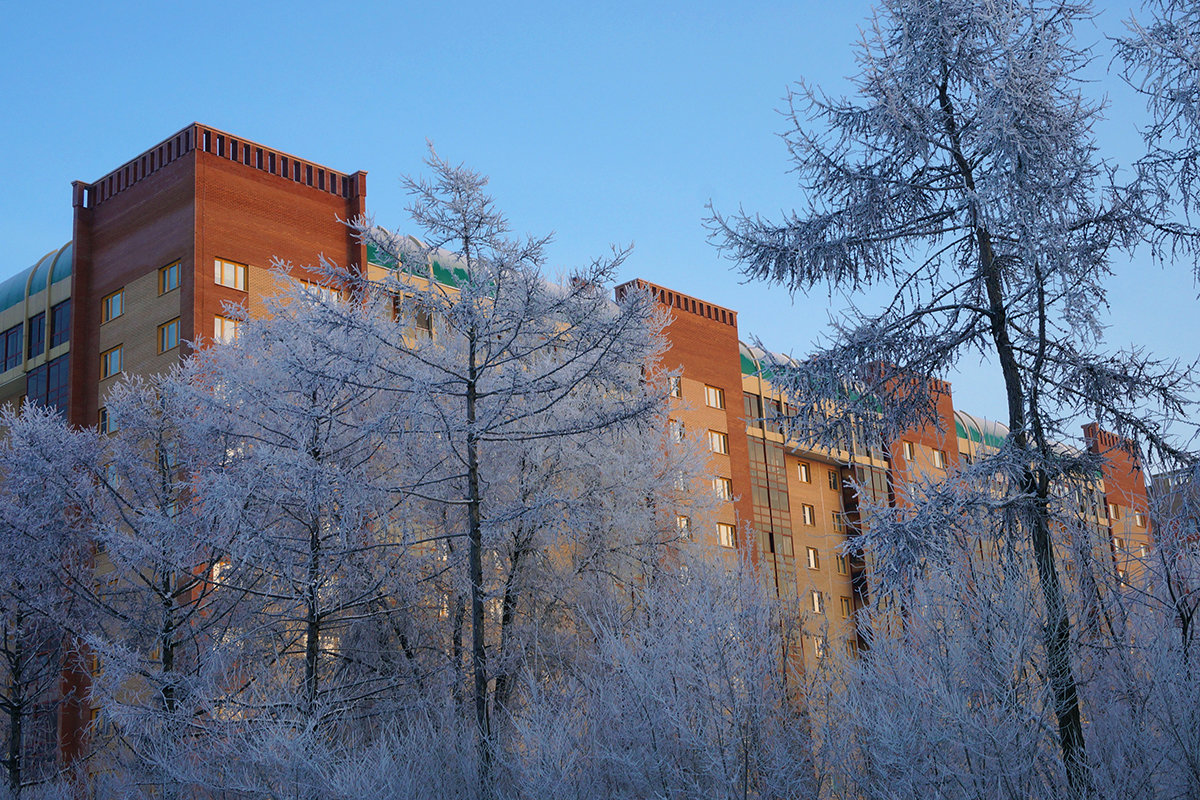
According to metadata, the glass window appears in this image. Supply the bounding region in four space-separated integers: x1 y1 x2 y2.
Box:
798 462 811 483
300 280 341 303
159 261 180 294
932 449 947 469
27 312 44 359
214 258 247 291
840 596 853 618
828 469 839 490
713 476 733 501
98 407 117 435
708 430 729 454
704 385 725 409
831 512 846 533
26 354 70 414
2 324 22 371
669 376 682 398
806 546 820 570
101 346 122 380
159 318 180 353
101 290 124 323
669 419 685 442
676 515 691 539
50 300 70 348
811 590 824 614
802 504 815 526
214 315 241 343
835 554 849 574
717 522 736 548
1134 512 1146 528
902 441 915 460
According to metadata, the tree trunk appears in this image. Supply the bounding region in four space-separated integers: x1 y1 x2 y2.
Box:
465 324 491 792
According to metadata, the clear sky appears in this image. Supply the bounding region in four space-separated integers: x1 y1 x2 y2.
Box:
1 1 1194 430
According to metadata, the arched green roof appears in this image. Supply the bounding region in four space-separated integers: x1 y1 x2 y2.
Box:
0 243 71 315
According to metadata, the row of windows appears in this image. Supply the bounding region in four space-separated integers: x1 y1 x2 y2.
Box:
675 516 738 549
0 302 71 372
805 546 851 575
901 440 948 469
101 262 181 330
796 461 842 491
99 316 192 381
808 590 856 619
667 379 728 411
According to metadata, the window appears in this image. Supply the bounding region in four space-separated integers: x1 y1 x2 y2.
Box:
214 315 240 343
932 449 947 469
159 261 180 294
669 419 685 442
704 385 725 409
101 290 124 323
676 515 691 539
300 280 341 303
845 639 858 658
840 596 853 618
831 512 846 533
414 308 434 336
708 430 729 454
49 300 70 348
811 590 824 614
214 258 247 291
1113 537 1126 553
1134 511 1146 528
835 554 849 575
98 407 116 435
801 503 815 526
25 355 69 413
812 636 827 659
1138 543 1149 559
100 346 122 380
798 462 811 483
828 469 839 491
669 376 682 398
902 441 915 460
713 476 734 501
158 318 180 353
1109 503 1121 521
27 312 44 359
806 546 820 570
2 324 22 371
717 522 736 548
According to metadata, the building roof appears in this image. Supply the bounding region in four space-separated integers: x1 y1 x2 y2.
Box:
0 242 71 315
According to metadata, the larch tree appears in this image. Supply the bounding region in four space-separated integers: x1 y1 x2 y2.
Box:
708 0 1198 793
0 405 92 799
336 148 677 794
1118 0 1200 230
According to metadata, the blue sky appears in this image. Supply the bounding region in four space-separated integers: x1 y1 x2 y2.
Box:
1 1 1194 429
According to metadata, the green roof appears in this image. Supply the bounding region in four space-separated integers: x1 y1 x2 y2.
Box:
955 417 1007 449
1 242 71 315
367 242 469 288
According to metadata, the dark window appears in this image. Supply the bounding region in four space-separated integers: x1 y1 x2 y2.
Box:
27 312 45 359
50 300 70 348
26 354 69 415
2 324 22 371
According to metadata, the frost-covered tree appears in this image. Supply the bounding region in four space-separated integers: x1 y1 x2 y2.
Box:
709 0 1198 792
0 406 92 799
333 148 679 793
1118 0 1200 228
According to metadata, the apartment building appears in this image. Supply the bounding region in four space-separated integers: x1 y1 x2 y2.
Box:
1 124 1153 762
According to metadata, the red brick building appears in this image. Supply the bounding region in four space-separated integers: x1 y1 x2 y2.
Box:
0 123 1152 767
